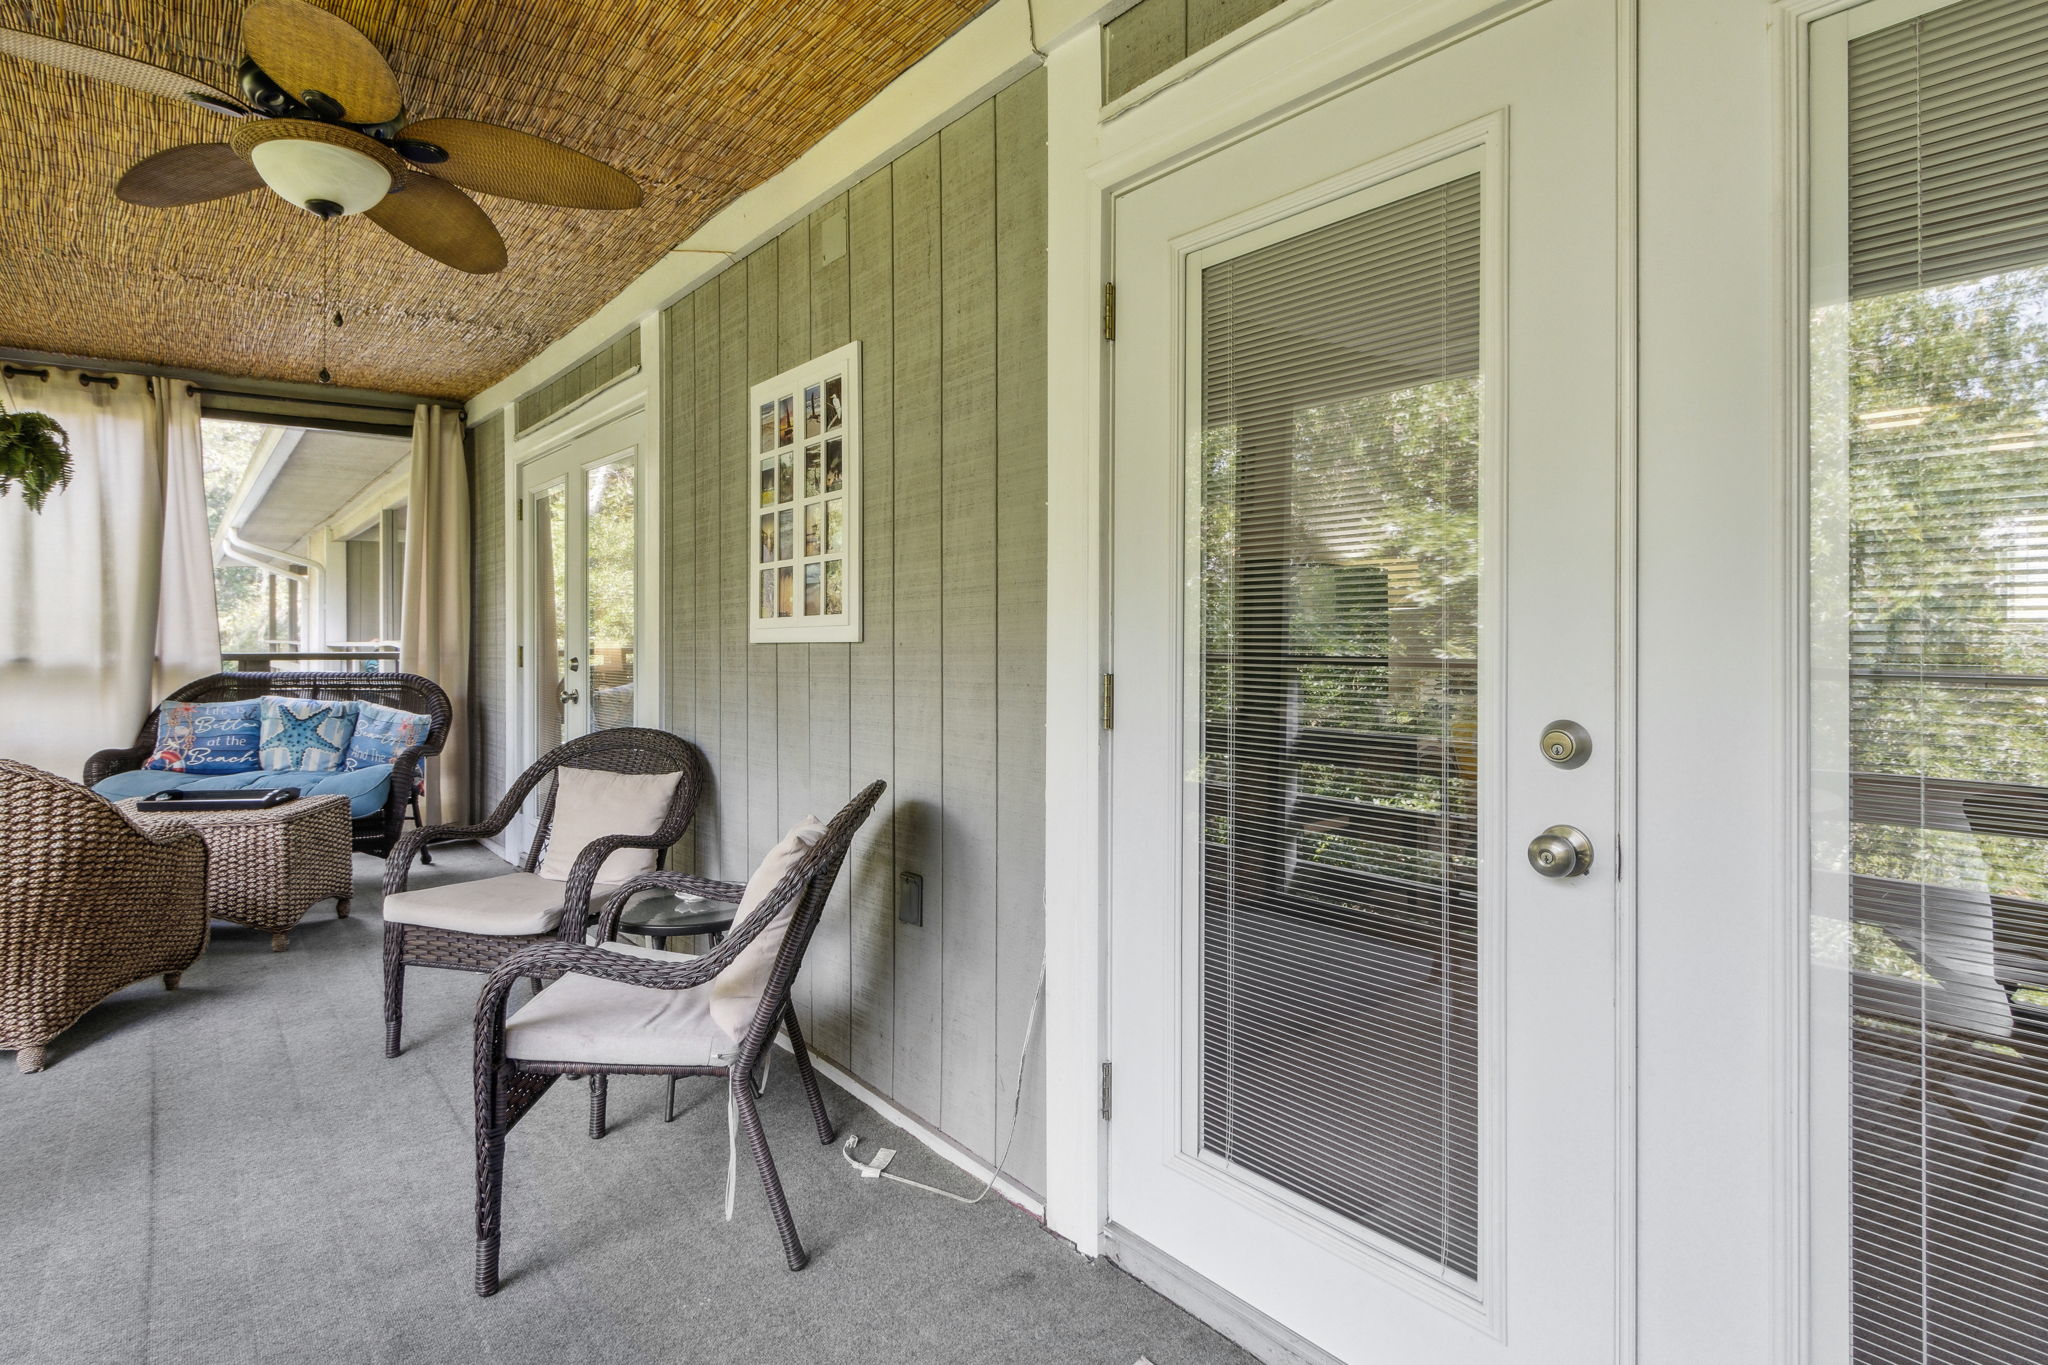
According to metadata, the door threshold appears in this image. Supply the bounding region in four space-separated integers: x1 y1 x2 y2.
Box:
1104 1223 1345 1365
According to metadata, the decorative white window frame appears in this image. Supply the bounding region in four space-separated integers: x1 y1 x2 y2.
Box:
747 341 862 643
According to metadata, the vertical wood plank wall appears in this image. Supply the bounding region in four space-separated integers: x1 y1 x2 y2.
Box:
469 414 506 819
659 71 1048 1191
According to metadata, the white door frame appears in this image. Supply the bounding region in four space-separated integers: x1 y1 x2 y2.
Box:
504 381 655 853
1040 0 1679 1358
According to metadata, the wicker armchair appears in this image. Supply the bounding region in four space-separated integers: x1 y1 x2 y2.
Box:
381 727 703 1058
84 670 452 858
0 760 210 1073
470 780 884 1296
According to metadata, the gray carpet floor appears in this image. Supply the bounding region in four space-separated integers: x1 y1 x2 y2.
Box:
0 845 1255 1365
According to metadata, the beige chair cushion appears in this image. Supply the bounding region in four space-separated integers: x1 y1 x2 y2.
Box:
707 816 828 1040
382 871 626 937
537 765 683 884
504 944 731 1067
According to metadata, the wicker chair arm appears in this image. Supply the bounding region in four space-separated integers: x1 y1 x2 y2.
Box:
613 871 747 904
507 940 732 994
83 742 151 787
554 833 687 942
126 820 208 857
383 822 496 896
385 757 560 894
592 872 746 943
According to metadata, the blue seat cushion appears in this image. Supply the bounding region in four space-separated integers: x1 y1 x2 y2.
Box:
93 764 395 821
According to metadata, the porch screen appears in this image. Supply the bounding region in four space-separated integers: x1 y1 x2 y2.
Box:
1197 173 1480 1275
1823 0 2048 1359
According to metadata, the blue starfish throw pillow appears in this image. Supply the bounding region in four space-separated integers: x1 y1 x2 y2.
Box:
258 697 358 773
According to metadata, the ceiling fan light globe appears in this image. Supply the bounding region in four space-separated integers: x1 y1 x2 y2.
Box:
249 139 390 217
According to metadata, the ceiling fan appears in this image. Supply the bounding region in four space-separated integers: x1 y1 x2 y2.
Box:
0 0 643 274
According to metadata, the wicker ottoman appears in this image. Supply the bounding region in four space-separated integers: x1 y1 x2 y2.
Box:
119 795 354 952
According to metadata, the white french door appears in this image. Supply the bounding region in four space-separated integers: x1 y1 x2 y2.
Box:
519 411 644 756
1105 1 1623 1361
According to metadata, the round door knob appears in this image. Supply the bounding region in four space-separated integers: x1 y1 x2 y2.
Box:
1527 825 1594 878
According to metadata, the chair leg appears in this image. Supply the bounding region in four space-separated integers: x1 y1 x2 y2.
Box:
475 1123 506 1297
782 1010 837 1145
412 791 434 866
383 924 406 1058
665 1076 680 1123
335 896 352 919
162 971 182 990
16 1045 46 1073
733 1075 808 1271
588 1075 608 1139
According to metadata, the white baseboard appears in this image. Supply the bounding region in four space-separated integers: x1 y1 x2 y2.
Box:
781 1041 1047 1219
1104 1223 1345 1365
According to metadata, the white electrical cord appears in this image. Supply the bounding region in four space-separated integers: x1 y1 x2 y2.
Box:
841 956 1047 1204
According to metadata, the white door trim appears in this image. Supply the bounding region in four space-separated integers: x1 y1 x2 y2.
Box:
1043 6 1643 1358
1130 135 1510 1330
505 399 650 851
1104 1223 1351 1365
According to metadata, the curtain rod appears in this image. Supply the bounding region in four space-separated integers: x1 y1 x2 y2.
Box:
4 363 125 389
0 348 441 411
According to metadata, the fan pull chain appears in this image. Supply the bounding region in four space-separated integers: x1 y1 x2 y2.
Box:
318 241 337 385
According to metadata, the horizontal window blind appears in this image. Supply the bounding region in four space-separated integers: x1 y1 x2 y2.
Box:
1833 1 2048 1360
1198 174 1482 1275
1848 0 2048 298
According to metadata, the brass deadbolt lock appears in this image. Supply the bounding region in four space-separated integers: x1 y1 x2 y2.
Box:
1539 720 1591 769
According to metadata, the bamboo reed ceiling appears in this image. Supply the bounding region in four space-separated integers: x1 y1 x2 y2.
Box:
0 0 987 399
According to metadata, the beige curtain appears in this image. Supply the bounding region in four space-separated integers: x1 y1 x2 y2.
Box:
156 383 220 695
400 403 470 824
0 368 218 777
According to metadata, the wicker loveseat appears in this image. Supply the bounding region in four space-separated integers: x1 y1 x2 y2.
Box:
83 671 452 857
0 759 210 1072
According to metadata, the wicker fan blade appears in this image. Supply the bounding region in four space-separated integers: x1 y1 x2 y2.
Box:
116 144 266 208
365 173 507 274
0 26 245 112
395 118 641 209
242 0 401 125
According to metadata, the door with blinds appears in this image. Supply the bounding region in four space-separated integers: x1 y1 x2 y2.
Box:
1808 1 2048 1361
1106 1 1621 1360
518 411 643 756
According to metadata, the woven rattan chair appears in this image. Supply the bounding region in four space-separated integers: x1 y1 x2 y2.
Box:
84 670 453 858
381 727 703 1058
0 759 210 1073
470 780 884 1296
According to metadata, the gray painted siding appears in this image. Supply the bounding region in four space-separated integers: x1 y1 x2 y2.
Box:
468 414 506 819
1102 0 1288 101
657 70 1048 1192
514 330 642 437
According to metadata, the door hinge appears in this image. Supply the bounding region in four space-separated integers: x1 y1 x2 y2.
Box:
1102 282 1116 342
1100 1062 1113 1121
1100 673 1115 730
516 644 524 668
517 501 524 521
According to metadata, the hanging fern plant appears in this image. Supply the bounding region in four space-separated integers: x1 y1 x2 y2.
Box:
0 392 74 512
